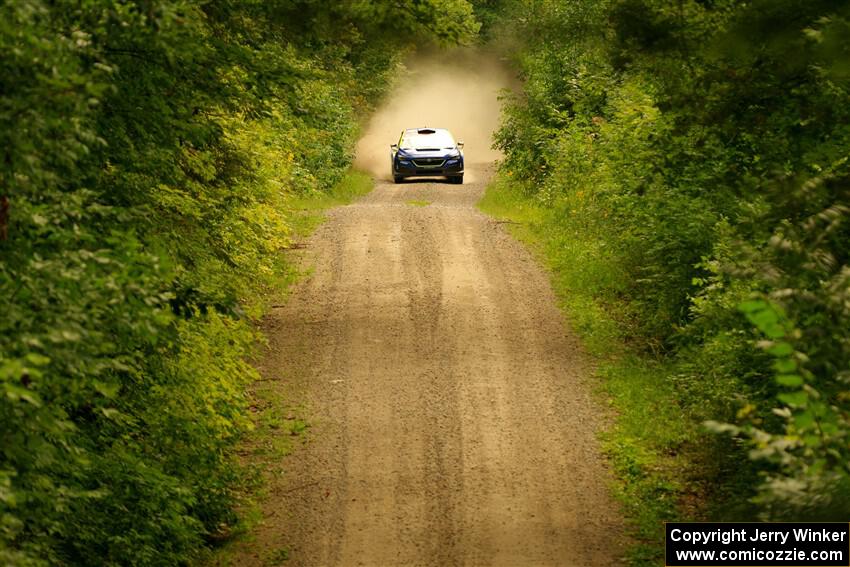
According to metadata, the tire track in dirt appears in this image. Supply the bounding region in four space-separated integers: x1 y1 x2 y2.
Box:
231 168 626 566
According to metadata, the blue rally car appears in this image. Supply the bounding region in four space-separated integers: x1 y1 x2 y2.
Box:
390 127 464 184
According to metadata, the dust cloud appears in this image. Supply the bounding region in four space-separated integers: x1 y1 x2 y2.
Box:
355 49 515 182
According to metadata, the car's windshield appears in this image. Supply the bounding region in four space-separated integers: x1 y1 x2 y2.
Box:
400 129 455 150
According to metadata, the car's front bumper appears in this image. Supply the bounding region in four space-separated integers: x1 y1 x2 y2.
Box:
393 156 464 177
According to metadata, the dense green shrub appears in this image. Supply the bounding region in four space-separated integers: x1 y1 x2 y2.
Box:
491 0 850 520
0 1 477 564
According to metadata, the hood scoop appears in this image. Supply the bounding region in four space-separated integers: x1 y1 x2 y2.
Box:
416 147 441 152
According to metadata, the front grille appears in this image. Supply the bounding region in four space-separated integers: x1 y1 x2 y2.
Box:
412 158 445 168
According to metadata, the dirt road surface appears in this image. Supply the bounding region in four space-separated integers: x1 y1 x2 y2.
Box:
231 166 626 566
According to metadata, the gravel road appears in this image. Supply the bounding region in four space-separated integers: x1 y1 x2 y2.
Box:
234 167 626 566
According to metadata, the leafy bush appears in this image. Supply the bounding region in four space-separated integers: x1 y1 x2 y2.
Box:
1 1 478 564
490 0 850 523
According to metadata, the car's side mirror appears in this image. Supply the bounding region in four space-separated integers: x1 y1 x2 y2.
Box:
457 141 465 149
390 144 398 150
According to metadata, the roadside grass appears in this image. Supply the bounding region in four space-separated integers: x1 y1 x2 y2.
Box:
478 175 696 565
247 170 375 319
204 169 373 566
284 169 374 237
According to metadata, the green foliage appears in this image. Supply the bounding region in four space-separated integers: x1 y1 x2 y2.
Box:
1 0 477 564
710 289 850 519
488 0 850 552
